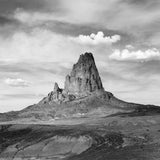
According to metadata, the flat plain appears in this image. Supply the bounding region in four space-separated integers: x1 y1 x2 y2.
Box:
1 113 160 160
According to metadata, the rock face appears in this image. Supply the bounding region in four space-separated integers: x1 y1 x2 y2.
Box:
64 52 104 95
53 82 63 101
40 52 104 104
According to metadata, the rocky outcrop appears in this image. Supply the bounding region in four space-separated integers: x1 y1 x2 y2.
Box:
29 52 160 119
40 82 76 104
52 82 63 101
40 52 104 104
64 52 104 95
40 83 64 104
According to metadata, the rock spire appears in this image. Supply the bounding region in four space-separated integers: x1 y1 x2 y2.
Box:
64 52 104 95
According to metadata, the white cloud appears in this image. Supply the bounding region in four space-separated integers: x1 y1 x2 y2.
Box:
71 31 121 45
0 28 82 63
14 9 60 25
109 48 160 61
0 29 119 64
13 1 112 25
125 44 134 49
12 1 160 38
4 78 30 87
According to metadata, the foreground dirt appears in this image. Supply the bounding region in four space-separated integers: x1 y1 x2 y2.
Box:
0 115 160 160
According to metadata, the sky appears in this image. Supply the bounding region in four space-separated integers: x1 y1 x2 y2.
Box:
0 0 160 112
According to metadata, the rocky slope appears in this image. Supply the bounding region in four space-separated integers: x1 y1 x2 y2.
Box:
0 52 160 122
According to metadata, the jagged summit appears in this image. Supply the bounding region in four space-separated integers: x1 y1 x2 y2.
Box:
39 52 104 104
64 52 104 95
54 82 59 92
53 82 63 93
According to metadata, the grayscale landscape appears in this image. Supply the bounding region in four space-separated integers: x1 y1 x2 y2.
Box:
1 53 160 160
0 1 160 160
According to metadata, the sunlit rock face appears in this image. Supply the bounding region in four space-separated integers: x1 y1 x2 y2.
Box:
40 52 104 104
64 52 104 95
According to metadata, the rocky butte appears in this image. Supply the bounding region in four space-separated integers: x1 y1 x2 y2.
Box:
41 52 105 104
1 52 160 121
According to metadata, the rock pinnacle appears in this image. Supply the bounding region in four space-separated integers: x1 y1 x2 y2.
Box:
64 52 104 95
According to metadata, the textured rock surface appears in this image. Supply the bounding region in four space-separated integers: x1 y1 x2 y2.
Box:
40 52 104 104
64 52 104 95
41 83 65 103
39 82 76 104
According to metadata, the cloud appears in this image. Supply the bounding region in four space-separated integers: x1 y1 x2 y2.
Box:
0 28 83 63
55 0 160 34
110 48 160 61
13 8 60 25
125 44 134 49
0 0 60 15
149 32 160 46
12 10 125 39
71 31 121 45
1 0 160 32
4 78 30 87
4 0 160 48
133 60 160 77
0 15 15 25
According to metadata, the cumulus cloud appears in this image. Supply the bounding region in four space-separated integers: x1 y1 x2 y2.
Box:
9 1 160 50
71 31 121 45
109 48 160 61
125 44 134 49
1 0 160 38
4 78 30 87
